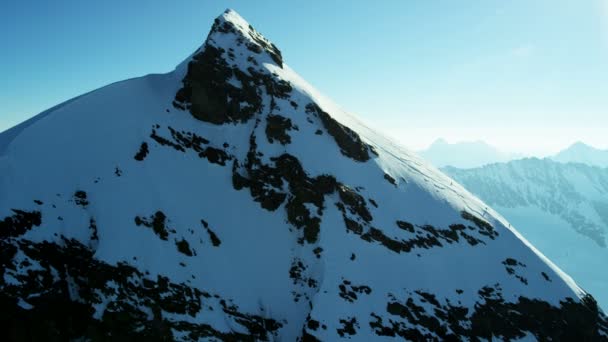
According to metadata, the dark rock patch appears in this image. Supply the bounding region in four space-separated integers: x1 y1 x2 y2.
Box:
337 317 359 337
339 279 372 303
396 220 414 233
233 125 339 244
201 220 222 247
384 173 397 186
134 142 149 161
134 211 172 241
337 184 372 223
0 236 282 341
288 258 317 295
344 217 496 255
313 247 323 259
502 258 528 285
305 103 371 162
0 209 42 239
244 24 284 67
73 191 89 207
150 126 232 166
89 218 99 243
373 286 608 341
307 318 320 331
176 238 193 256
265 114 294 145
173 44 261 124
461 211 498 240
173 21 291 125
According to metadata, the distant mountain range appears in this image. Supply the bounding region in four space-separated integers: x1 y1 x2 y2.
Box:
420 139 608 169
443 158 608 312
552 141 608 168
418 139 523 168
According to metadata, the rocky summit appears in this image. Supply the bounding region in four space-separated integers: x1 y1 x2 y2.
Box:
0 9 606 341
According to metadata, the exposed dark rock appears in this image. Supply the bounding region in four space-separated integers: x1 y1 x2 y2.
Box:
73 191 89 207
89 218 99 243
135 211 170 241
461 211 498 240
337 317 359 337
173 17 290 125
173 44 261 124
384 173 397 186
339 279 372 302
233 125 338 243
207 16 284 68
0 209 42 239
305 103 371 162
502 258 528 285
337 184 372 222
307 319 320 331
372 286 608 341
150 126 232 166
396 220 414 233
134 142 149 161
343 216 497 255
265 114 294 145
288 258 317 289
202 220 222 247
176 238 193 256
0 237 282 341
313 247 323 259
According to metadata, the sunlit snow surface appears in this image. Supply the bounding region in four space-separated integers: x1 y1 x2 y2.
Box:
1 9 605 341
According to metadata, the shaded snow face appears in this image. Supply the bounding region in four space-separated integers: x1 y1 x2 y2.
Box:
1 8 607 341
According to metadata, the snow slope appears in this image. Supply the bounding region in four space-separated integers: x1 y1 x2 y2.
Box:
443 158 608 313
1 9 606 341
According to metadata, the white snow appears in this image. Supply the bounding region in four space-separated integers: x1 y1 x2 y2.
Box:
0 8 603 340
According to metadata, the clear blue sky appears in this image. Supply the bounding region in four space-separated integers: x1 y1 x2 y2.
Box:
2 0 607 154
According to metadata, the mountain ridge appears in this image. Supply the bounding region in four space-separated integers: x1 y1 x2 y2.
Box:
443 157 608 312
419 138 523 168
551 141 608 168
1 9 606 341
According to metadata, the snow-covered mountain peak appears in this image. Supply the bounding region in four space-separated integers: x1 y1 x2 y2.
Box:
1 10 607 341
202 8 283 68
552 141 608 168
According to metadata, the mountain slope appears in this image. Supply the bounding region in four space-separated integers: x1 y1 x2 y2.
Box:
443 158 608 312
419 138 522 168
552 141 608 168
1 10 606 341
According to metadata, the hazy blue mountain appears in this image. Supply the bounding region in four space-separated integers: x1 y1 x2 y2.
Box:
419 138 522 168
552 141 608 168
444 158 608 312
